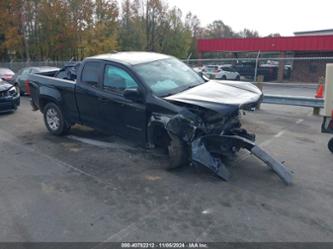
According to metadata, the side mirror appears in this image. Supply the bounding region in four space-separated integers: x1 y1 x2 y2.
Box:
198 72 209 81
123 88 143 102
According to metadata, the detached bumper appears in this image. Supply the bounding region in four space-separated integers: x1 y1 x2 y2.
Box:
0 95 20 113
191 134 294 185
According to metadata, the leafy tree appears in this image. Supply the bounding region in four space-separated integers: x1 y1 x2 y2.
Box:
83 0 119 56
205 20 236 38
0 0 24 60
238 28 259 38
159 7 192 58
266 33 281 37
185 12 202 59
119 0 146 51
0 0 261 61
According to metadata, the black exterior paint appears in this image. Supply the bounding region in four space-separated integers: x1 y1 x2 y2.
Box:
28 52 293 184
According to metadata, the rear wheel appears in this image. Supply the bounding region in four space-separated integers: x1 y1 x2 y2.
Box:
221 75 227 80
235 75 240 81
328 138 333 153
167 135 188 169
43 102 71 136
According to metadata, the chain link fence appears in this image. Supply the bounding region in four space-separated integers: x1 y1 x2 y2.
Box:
185 56 333 84
0 61 67 73
1 56 333 84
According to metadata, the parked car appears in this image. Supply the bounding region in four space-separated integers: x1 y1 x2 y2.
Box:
0 79 20 113
28 52 292 183
203 65 240 80
233 62 289 81
0 67 15 81
14 66 59 95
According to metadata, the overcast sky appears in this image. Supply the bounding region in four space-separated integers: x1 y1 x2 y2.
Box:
166 0 332 36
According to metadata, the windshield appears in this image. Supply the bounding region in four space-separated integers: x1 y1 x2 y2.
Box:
133 58 205 96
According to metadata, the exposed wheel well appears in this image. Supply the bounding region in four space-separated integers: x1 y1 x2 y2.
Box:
39 97 58 113
150 124 171 148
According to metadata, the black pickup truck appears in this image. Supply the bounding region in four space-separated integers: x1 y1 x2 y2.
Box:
29 52 293 184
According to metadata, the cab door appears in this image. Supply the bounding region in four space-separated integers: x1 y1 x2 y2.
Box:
100 64 147 143
75 61 105 130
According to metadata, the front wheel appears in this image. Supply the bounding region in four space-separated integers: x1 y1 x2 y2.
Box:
43 102 70 136
328 138 333 153
221 75 227 80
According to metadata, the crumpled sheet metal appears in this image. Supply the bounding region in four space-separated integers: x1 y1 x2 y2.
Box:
165 109 202 143
191 135 294 185
191 138 231 181
165 111 294 185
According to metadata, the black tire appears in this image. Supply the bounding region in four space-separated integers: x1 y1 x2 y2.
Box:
235 75 240 81
167 135 188 169
43 102 70 136
221 75 227 80
328 138 333 153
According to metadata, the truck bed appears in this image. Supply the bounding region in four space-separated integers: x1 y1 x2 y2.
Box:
28 73 79 124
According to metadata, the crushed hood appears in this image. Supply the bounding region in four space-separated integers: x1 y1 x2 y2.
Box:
164 80 262 113
0 80 13 92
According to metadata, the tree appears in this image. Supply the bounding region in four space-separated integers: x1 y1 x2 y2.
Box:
266 33 281 37
205 20 236 38
118 0 146 51
185 12 201 58
36 0 77 60
67 0 94 59
0 0 265 61
159 7 192 58
145 0 167 51
83 0 119 56
0 0 24 60
238 28 259 38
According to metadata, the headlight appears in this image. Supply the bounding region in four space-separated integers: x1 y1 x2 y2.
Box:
8 86 17 96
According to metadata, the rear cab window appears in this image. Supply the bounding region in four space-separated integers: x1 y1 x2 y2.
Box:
81 62 101 87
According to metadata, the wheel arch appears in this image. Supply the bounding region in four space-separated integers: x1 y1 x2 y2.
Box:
147 120 171 148
38 86 63 112
39 95 61 113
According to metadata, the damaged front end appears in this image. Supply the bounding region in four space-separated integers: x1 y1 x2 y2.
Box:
158 80 293 185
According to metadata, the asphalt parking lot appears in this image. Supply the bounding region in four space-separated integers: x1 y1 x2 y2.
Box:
0 97 332 242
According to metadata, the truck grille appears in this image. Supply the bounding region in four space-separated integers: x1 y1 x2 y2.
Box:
0 91 8 97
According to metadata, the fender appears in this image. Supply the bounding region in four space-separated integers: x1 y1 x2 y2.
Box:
39 86 62 103
38 86 63 111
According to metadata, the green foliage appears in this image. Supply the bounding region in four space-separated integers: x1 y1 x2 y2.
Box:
0 0 260 61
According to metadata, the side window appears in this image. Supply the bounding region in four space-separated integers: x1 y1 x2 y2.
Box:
22 68 31 75
81 62 100 86
103 65 138 92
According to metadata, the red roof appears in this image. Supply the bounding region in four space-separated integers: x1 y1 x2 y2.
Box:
197 35 333 53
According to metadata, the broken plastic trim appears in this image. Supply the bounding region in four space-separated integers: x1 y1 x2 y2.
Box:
191 135 293 185
159 108 294 185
